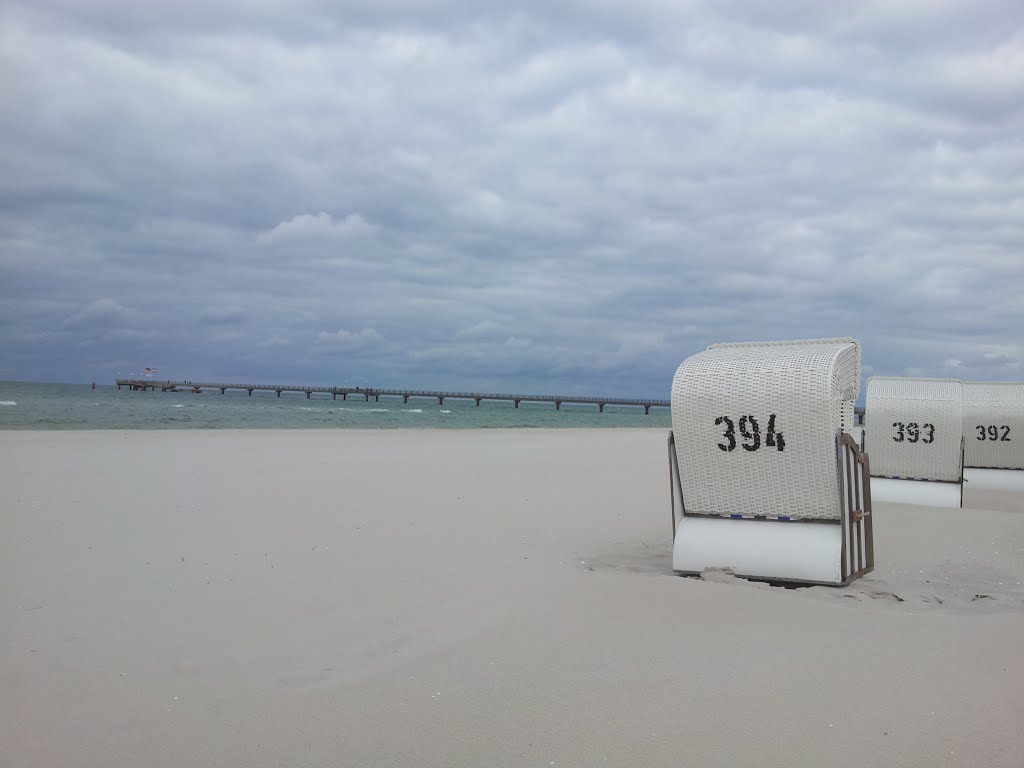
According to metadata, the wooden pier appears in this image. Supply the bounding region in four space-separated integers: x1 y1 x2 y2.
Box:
115 379 671 414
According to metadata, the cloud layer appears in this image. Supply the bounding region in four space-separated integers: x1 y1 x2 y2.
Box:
2 1 1022 395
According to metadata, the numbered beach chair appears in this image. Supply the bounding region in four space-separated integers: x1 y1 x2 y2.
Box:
962 382 1024 492
668 338 873 586
865 378 964 507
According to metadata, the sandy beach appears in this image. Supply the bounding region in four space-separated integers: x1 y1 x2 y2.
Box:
2 429 1023 767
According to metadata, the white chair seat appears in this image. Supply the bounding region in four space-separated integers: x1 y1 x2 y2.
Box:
963 468 1024 492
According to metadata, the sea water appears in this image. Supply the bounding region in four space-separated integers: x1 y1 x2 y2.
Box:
0 381 672 430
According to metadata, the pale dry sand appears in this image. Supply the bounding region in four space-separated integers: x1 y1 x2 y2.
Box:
2 429 1023 768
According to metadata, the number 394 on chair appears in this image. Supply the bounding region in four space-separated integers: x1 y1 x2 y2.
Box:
668 338 873 586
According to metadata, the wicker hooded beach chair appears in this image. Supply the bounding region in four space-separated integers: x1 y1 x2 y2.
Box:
865 377 964 508
962 381 1024 492
668 338 873 586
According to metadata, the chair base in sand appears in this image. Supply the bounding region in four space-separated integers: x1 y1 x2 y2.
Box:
963 468 1024 493
669 433 873 587
870 477 963 508
673 516 844 584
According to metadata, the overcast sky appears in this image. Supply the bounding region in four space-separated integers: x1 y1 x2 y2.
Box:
1 1 1022 396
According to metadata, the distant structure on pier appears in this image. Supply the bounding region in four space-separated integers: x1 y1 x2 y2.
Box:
116 378 670 414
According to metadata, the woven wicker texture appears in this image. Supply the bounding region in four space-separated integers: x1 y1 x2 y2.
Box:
962 382 1024 469
671 338 860 520
865 378 963 482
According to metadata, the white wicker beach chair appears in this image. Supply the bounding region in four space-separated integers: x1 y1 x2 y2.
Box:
668 338 873 586
962 382 1024 492
865 377 964 507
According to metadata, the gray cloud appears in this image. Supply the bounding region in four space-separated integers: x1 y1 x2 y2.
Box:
1 0 1022 392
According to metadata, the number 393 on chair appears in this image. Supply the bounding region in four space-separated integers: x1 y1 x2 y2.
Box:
865 377 964 508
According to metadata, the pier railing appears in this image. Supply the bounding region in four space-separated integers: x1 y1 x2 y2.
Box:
115 379 671 413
